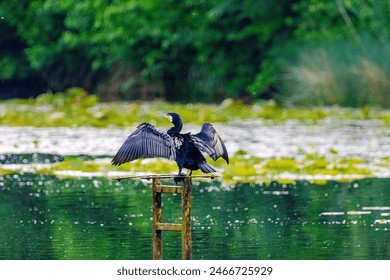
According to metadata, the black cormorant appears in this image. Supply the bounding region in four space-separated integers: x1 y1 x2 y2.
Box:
111 113 229 178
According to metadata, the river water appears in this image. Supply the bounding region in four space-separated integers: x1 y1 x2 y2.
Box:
0 174 389 260
1 119 390 160
0 121 390 259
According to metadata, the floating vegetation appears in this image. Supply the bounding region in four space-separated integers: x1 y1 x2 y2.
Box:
219 153 373 185
0 151 384 185
2 88 390 127
2 88 390 184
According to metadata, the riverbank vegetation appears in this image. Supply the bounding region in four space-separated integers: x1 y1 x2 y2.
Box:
1 0 389 107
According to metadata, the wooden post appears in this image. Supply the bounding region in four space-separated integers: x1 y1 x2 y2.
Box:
151 176 192 260
181 176 192 260
152 178 162 260
113 174 217 260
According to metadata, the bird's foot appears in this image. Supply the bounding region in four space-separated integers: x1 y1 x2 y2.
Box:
174 173 187 185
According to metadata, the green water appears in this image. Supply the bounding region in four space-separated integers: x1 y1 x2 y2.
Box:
0 174 389 260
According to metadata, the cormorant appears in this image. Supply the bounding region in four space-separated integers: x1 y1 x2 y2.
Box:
111 113 229 178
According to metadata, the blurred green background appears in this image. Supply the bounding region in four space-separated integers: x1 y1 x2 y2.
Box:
1 0 389 106
1 1 390 260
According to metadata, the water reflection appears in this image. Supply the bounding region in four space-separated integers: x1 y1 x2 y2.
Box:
0 174 389 260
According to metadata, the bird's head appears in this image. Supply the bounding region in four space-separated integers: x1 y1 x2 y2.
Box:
165 113 181 125
160 112 182 133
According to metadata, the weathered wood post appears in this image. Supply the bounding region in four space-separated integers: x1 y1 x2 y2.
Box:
113 174 216 260
181 176 192 260
151 176 192 260
152 178 163 260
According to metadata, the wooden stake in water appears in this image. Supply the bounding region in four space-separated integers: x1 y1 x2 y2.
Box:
151 177 192 260
181 176 192 260
113 174 217 260
152 178 163 260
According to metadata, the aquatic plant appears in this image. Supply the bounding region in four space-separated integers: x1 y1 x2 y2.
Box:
0 151 378 186
2 88 390 128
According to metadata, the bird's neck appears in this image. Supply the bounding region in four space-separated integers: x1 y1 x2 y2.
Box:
167 123 182 134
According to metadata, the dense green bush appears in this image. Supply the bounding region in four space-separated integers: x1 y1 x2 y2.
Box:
1 0 389 105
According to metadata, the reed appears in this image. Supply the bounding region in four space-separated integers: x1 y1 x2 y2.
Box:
283 39 390 108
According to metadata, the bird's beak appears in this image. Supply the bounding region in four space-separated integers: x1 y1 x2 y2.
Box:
158 112 172 122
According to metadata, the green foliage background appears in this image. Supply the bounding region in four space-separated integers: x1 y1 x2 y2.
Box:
1 0 389 105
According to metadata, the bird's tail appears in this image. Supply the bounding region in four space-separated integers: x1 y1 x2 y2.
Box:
198 162 218 173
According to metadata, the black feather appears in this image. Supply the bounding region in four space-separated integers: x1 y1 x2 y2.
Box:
193 123 229 164
112 114 229 175
111 123 176 165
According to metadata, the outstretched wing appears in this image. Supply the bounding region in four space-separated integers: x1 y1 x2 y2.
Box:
193 123 229 164
111 123 176 166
